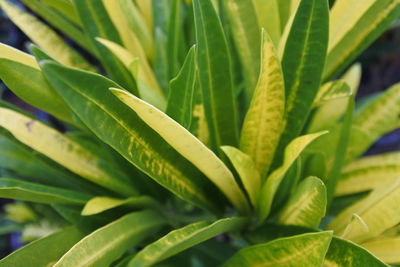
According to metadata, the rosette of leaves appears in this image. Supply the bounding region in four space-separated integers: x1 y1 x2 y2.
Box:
0 0 399 266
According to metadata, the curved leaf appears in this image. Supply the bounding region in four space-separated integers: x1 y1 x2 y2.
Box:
111 88 250 213
128 217 247 267
193 0 239 153
313 80 352 107
41 61 220 213
0 178 91 204
361 236 400 265
252 0 281 46
42 0 81 26
278 176 327 228
0 226 84 267
54 210 166 267
223 232 332 267
0 108 137 196
0 42 38 69
240 29 285 176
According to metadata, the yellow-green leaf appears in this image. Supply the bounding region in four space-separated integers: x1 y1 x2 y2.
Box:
361 236 400 264
0 42 38 69
313 80 352 107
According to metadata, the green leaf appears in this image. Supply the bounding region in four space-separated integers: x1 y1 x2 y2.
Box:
346 83 400 161
41 61 220 213
0 58 75 124
81 196 158 216
54 210 166 267
166 0 184 79
110 88 250 214
336 152 400 196
0 226 84 267
0 108 137 196
223 232 332 267
325 237 387 266
328 177 400 243
224 0 261 98
240 29 285 176
0 42 38 69
361 236 400 265
221 146 261 207
274 0 329 167
313 80 352 107
325 0 400 79
258 131 327 221
0 0 93 71
0 178 91 204
252 0 281 46
193 0 239 153
278 176 327 228
128 217 247 267
73 0 137 91
42 0 81 26
166 46 197 129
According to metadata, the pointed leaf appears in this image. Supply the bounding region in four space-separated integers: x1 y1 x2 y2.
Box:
193 0 239 153
252 0 281 46
240 30 285 176
54 210 166 267
128 217 247 267
0 42 38 69
41 61 219 212
0 226 84 267
223 232 332 267
313 80 352 107
111 88 250 213
278 176 327 228
42 0 81 26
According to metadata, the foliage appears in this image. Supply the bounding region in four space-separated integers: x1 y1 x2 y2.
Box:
0 0 399 265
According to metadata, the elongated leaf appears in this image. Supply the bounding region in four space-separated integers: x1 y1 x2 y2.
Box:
325 237 387 266
166 46 197 129
0 0 93 71
240 30 285 176
193 0 239 153
0 42 38 69
42 0 81 25
0 59 75 124
346 83 400 161
252 0 281 46
313 80 352 107
361 237 400 265
274 0 329 168
111 88 250 213
0 226 84 267
54 210 166 267
0 178 91 204
81 196 158 216
336 152 400 196
166 0 184 79
258 132 327 221
223 232 332 266
74 0 137 91
221 146 261 207
136 0 153 30
224 0 261 98
0 108 137 196
325 0 400 79
42 61 220 213
128 217 247 267
278 176 326 228
328 178 400 243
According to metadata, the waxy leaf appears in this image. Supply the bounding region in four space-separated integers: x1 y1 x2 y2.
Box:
128 217 247 267
0 42 38 69
361 237 400 265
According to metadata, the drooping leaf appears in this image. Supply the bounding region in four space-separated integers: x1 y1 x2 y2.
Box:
273 0 329 168
111 88 250 214
258 131 327 221
0 0 93 71
328 178 400 243
240 29 285 176
0 108 137 196
54 210 166 267
0 226 85 267
166 46 197 129
278 176 327 228
0 178 91 204
81 196 158 216
221 146 261 207
223 232 332 267
128 217 247 267
193 0 239 153
324 237 387 266
325 0 400 79
336 152 400 196
361 236 400 265
41 61 220 213
224 0 261 98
